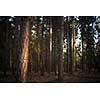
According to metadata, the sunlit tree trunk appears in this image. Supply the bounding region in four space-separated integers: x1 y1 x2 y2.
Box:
48 16 52 73
18 17 30 82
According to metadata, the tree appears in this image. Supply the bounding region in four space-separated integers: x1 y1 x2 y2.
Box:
58 16 64 81
15 17 31 82
67 17 73 73
40 16 45 75
49 16 52 73
72 18 76 72
79 16 96 72
52 17 58 75
0 17 10 76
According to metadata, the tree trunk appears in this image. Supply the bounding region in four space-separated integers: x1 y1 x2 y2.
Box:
53 28 58 75
72 20 76 72
36 17 40 72
16 17 30 82
48 16 52 73
81 31 84 72
67 19 73 73
58 17 64 81
41 17 45 76
66 17 69 72
4 17 9 76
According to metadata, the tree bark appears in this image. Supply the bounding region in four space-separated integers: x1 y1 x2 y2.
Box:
48 16 52 73
41 17 45 76
67 18 73 73
72 20 76 72
58 17 64 81
16 17 30 82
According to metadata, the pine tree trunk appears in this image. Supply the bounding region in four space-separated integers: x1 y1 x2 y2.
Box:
53 29 57 75
21 18 29 82
41 17 45 76
48 16 52 73
17 17 30 82
58 17 64 81
36 17 40 72
81 32 84 72
72 20 76 72
4 17 9 76
13 17 21 81
67 19 72 73
66 17 69 72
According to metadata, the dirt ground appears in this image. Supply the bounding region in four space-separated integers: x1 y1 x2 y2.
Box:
0 70 100 83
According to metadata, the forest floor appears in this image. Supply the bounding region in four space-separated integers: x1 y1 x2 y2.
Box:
28 71 100 83
0 70 100 83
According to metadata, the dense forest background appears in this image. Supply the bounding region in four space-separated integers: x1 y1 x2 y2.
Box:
0 16 100 83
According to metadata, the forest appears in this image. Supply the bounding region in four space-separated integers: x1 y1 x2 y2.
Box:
0 16 100 83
